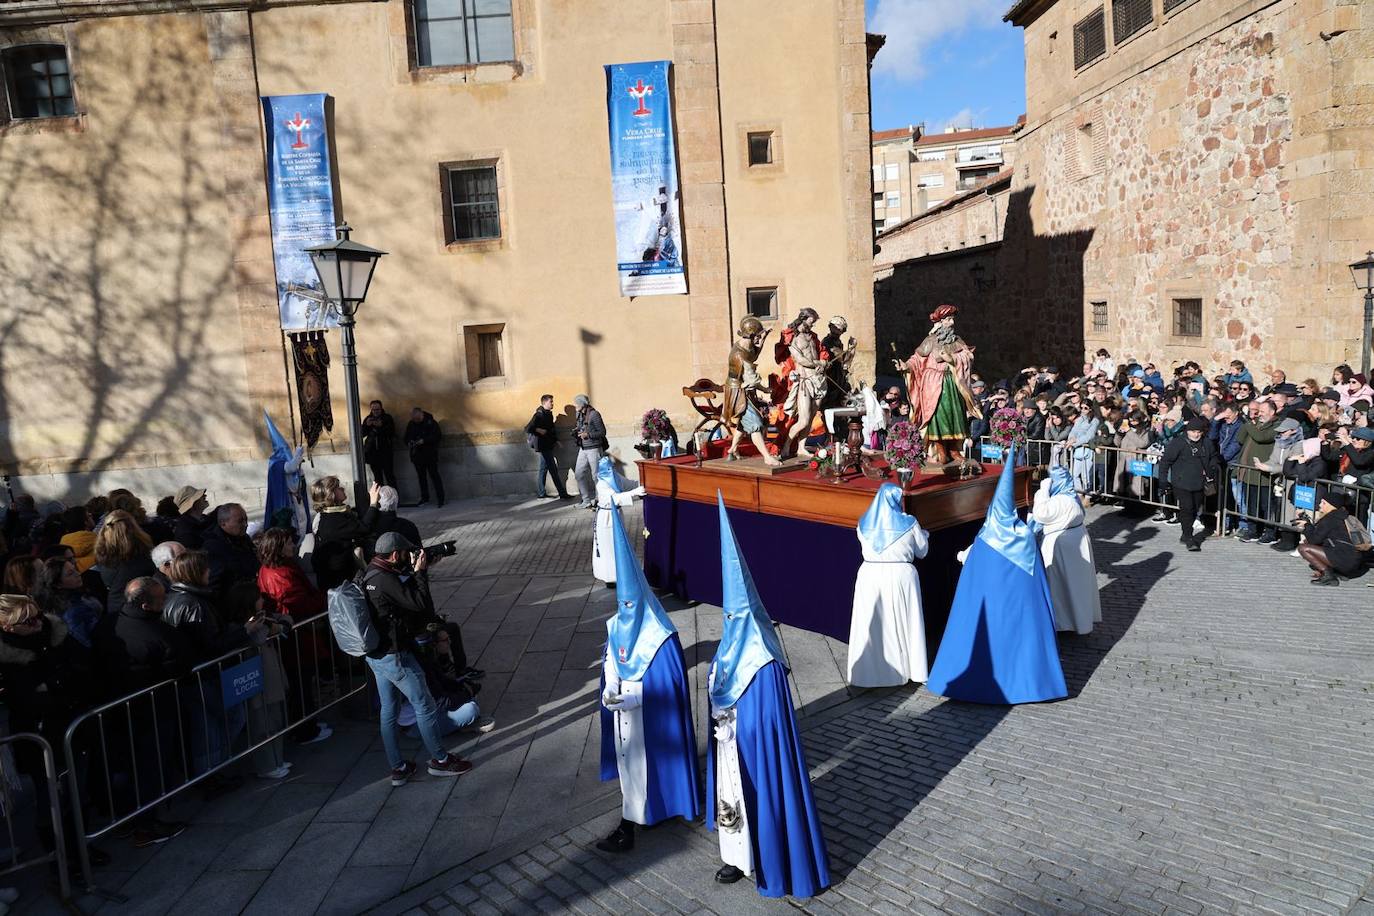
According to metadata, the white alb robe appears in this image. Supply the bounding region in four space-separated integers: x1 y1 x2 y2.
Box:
601 651 649 821
1032 492 1102 635
708 666 753 876
593 473 640 584
847 525 930 687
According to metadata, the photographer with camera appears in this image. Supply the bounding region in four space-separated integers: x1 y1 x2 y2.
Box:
361 532 473 786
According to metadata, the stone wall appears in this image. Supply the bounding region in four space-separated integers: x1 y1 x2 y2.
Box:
874 185 1010 276
881 0 1374 383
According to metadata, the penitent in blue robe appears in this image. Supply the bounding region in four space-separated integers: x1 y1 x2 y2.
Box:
706 493 829 899
925 451 1068 704
599 633 701 824
597 499 700 825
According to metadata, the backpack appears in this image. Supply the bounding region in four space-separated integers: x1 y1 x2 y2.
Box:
1344 514 1373 552
327 577 379 656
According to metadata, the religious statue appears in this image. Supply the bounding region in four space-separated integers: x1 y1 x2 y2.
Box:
893 304 981 466
723 317 781 466
782 308 829 459
819 315 858 423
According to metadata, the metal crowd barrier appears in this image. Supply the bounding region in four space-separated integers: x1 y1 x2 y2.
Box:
62 610 369 896
0 733 72 903
1221 468 1374 535
976 437 1068 470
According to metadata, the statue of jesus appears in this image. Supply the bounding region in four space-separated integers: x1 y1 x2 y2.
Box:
892 304 981 466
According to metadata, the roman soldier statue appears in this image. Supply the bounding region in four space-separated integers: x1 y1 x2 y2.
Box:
724 317 781 466
893 304 981 466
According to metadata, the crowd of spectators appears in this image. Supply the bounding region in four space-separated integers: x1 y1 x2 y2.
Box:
968 350 1374 582
0 473 472 884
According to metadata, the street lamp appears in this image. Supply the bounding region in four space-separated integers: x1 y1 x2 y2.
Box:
305 224 387 510
1351 251 1374 380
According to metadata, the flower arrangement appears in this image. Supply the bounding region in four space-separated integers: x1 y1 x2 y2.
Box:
639 408 673 442
883 421 924 470
989 407 1027 451
808 446 837 477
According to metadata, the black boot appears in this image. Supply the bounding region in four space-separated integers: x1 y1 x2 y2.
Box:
596 819 635 853
715 864 746 884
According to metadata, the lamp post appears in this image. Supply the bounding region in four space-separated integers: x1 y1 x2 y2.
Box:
1351 251 1374 380
305 224 387 511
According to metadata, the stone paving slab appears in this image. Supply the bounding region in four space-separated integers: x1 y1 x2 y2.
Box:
9 496 1374 915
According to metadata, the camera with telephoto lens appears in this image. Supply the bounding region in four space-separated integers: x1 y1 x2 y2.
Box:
422 540 458 562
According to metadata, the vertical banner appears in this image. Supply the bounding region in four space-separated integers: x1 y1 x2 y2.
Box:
262 93 339 330
605 61 687 297
290 331 334 449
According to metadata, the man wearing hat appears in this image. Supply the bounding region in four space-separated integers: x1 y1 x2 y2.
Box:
171 486 210 550
1158 417 1220 551
1297 490 1369 586
361 531 474 786
892 304 981 467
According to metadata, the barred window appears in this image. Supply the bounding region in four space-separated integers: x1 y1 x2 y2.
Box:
3 44 76 119
1172 298 1202 338
1073 9 1106 69
443 164 500 243
1112 0 1153 44
1091 300 1109 332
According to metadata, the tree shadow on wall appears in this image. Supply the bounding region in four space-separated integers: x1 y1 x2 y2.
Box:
0 18 346 503
874 185 1094 384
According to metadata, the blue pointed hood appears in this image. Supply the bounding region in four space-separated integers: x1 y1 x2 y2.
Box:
857 483 917 554
604 500 676 680
711 493 788 709
265 409 292 459
1047 464 1075 498
596 456 622 494
976 450 1038 576
660 438 678 457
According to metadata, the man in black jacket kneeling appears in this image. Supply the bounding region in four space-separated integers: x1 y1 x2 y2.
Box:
362 532 472 786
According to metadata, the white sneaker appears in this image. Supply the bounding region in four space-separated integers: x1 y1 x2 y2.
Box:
298 722 333 745
1289 549 1300 558
257 765 291 780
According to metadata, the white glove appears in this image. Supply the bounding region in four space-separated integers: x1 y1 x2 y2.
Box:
1344 475 1358 485
632 486 647 498
956 546 970 565
607 692 642 711
713 721 735 743
601 687 619 709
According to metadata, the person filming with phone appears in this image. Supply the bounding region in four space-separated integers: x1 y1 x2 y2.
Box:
361 531 474 786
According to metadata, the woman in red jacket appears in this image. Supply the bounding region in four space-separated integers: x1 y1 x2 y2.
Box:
255 527 333 746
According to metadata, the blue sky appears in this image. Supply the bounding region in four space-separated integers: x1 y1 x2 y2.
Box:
866 0 1027 133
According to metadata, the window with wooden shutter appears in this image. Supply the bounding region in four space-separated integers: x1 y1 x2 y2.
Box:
1073 8 1106 69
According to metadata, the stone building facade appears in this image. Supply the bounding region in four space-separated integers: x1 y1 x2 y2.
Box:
0 0 876 508
877 0 1374 384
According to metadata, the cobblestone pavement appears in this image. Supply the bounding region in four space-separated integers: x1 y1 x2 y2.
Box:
382 507 1374 916
20 498 1374 915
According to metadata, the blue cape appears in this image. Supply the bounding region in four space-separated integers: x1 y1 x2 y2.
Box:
710 493 788 709
264 410 309 533
707 659 830 898
599 634 702 825
925 453 1067 704
604 501 676 681
857 483 916 554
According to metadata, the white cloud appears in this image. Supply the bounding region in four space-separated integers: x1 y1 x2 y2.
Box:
931 106 988 132
869 0 1007 83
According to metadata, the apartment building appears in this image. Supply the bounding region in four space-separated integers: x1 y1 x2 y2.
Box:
871 119 1022 229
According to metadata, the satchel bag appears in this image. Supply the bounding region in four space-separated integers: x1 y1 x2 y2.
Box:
1344 515 1373 552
